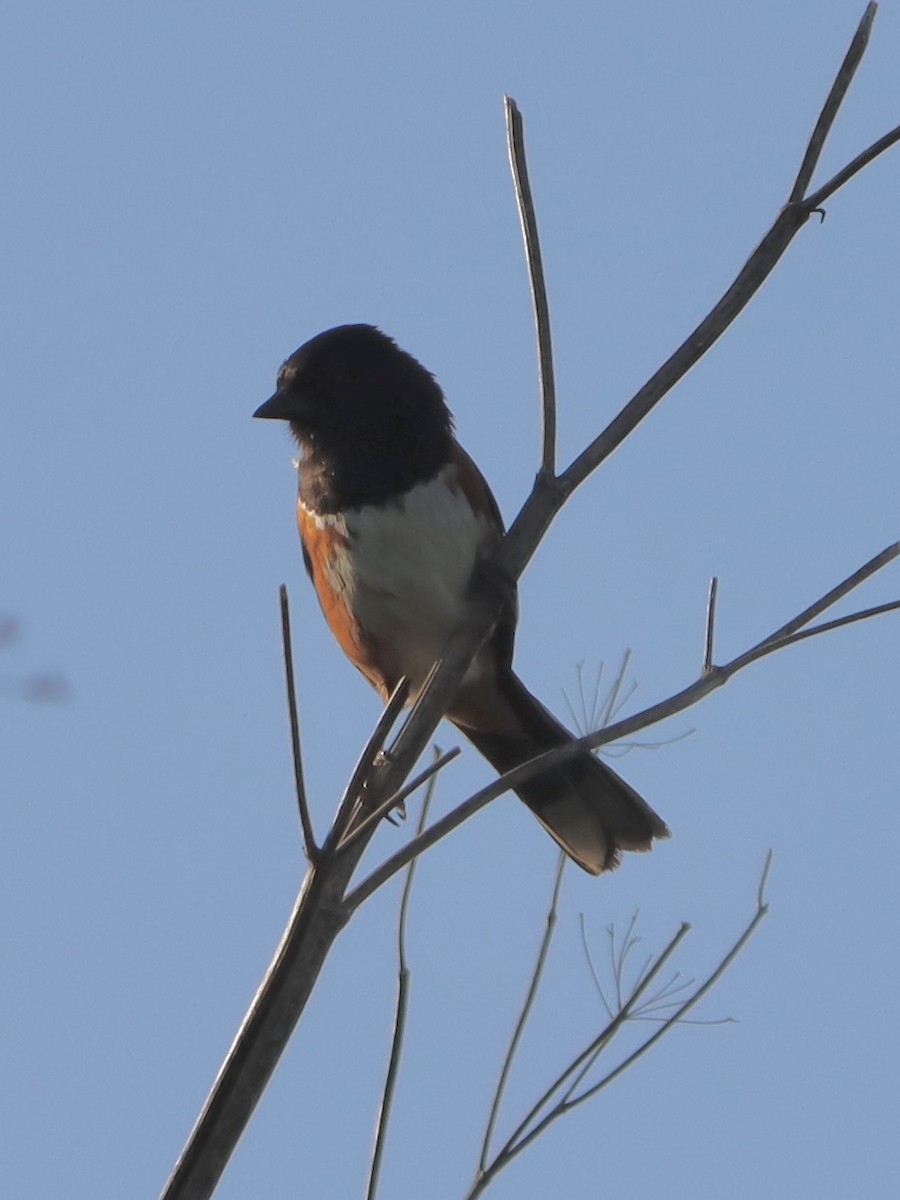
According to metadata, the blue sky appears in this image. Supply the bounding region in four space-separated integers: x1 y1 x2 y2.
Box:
3 2 899 1197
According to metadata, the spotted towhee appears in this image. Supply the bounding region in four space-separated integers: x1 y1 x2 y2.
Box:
254 324 668 873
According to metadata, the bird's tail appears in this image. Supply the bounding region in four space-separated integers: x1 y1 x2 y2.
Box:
450 671 669 874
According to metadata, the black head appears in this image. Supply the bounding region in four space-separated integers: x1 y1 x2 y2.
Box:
255 324 452 437
254 324 456 509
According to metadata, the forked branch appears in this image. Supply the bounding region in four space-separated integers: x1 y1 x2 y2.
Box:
466 855 772 1199
478 852 567 1175
347 545 899 906
160 9 899 1198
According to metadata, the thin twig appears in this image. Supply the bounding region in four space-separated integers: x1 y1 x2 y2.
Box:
568 852 772 1110
373 746 459 823
505 96 557 477
563 654 643 756
734 599 900 668
347 543 899 909
161 8 900 1189
611 913 641 1013
560 663 586 731
330 677 410 844
599 649 632 730
789 2 877 202
547 860 768 1141
478 852 566 1174
560 923 670 1106
467 924 691 1198
756 542 899 647
279 585 317 862
160 860 353 1200
353 8 900 903
534 6 888 514
365 761 437 1200
807 120 900 208
609 728 695 754
579 915 615 1021
470 856 772 1194
587 664 604 733
338 747 460 852
703 577 719 675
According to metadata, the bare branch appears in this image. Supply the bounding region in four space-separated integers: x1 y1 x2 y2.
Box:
561 661 595 732
466 923 692 1198
505 96 557 476
608 913 641 1016
347 544 898 907
469 855 771 1195
347 11 900 914
279 585 317 863
584 663 605 733
338 746 460 852
732 599 900 672
331 676 410 843
160 685 420 1200
478 852 567 1174
526 5 895 515
789 2 877 202
514 903 757 1155
703 577 719 675
160 862 351 1200
568 852 771 1109
550 208 802 502
559 923 688 1106
365 761 436 1200
807 121 900 208
599 648 632 729
579 915 616 1021
755 542 900 647
162 8 900 1191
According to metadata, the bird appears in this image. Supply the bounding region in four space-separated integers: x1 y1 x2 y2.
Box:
253 324 669 873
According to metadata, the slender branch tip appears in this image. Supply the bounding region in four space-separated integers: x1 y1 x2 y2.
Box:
505 93 557 474
758 849 774 908
279 584 317 862
703 577 719 675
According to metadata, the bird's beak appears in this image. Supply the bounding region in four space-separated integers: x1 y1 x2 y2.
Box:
253 391 293 420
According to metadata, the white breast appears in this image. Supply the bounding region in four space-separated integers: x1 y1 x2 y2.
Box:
303 466 496 691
